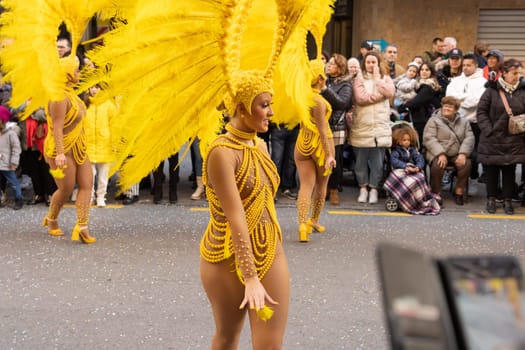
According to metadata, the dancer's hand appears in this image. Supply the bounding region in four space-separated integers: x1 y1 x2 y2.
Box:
324 156 336 176
55 153 67 168
239 277 278 311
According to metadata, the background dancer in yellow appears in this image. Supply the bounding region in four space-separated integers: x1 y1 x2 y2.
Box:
0 1 120 243
295 60 336 242
43 55 95 243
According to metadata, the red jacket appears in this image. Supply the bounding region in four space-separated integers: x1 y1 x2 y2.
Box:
25 118 47 154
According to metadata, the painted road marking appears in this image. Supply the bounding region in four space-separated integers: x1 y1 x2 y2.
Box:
190 207 210 212
60 204 525 219
468 214 525 220
328 210 412 217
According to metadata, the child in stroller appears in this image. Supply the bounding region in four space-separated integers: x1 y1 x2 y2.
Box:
383 123 440 215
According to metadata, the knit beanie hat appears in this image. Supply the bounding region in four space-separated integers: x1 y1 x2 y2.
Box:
0 105 11 123
407 61 420 70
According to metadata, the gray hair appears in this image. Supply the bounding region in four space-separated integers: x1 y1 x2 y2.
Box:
443 36 457 48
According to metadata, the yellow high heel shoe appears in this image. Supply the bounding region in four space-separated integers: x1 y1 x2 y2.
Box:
42 217 64 236
71 224 96 244
298 223 310 243
307 218 326 233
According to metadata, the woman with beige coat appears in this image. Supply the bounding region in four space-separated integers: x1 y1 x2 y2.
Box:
349 51 395 204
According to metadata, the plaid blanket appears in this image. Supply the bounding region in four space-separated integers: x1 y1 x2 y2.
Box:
383 169 440 215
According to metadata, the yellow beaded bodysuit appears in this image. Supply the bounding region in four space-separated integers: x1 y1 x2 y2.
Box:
44 90 88 165
200 130 281 284
296 92 333 167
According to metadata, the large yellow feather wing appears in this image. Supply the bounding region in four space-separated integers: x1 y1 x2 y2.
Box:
0 0 127 118
83 0 318 191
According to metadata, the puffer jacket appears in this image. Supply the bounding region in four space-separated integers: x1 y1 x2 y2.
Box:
476 79 525 166
321 75 352 132
390 145 425 170
0 127 21 170
349 74 395 148
423 109 474 163
84 98 118 163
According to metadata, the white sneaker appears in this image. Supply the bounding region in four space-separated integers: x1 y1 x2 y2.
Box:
71 188 78 202
369 189 378 204
97 198 106 207
357 188 368 203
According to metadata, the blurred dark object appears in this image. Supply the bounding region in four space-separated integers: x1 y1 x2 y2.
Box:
377 243 525 350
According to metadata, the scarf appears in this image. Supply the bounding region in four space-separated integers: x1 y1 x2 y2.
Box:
498 76 520 94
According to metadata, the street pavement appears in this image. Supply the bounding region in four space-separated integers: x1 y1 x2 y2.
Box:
1 161 525 349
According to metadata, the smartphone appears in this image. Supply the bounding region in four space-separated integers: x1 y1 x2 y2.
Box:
439 256 525 350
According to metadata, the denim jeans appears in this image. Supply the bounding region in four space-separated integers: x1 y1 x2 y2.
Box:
270 126 299 190
352 147 386 188
0 170 23 200
190 138 203 177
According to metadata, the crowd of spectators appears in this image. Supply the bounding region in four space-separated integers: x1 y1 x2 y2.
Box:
1 36 524 216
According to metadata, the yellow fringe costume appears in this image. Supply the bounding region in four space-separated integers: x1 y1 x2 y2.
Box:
200 127 281 283
44 90 88 165
296 94 333 167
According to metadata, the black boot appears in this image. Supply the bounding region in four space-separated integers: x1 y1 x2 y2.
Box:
13 199 23 210
169 190 178 204
486 197 496 214
153 190 162 204
504 199 514 215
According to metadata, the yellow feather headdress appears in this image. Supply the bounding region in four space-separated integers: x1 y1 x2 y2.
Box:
0 0 128 118
270 0 335 129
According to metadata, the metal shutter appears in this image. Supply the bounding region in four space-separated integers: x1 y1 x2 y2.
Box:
477 9 525 63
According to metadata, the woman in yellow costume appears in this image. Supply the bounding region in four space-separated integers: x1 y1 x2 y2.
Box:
200 72 289 349
43 55 96 243
295 60 336 243
0 1 120 243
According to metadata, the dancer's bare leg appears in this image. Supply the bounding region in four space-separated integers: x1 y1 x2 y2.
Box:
201 257 247 350
44 152 77 224
248 242 290 350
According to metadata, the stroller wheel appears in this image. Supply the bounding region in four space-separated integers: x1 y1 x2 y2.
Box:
385 197 399 212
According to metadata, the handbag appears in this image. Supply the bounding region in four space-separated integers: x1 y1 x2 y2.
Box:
499 90 525 135
345 110 353 129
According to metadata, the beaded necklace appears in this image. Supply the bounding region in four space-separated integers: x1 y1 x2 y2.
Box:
200 128 282 284
225 123 256 141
